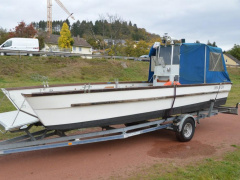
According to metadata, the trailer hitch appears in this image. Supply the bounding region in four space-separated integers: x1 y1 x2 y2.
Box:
216 103 239 115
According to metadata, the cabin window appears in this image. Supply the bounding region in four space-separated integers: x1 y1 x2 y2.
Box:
79 47 82 51
160 46 172 65
209 52 224 71
73 47 76 51
3 40 12 47
173 45 180 64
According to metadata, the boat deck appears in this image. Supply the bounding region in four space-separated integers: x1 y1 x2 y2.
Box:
0 111 38 132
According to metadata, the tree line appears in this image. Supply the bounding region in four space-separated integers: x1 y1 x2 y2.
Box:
0 17 239 59
32 14 160 49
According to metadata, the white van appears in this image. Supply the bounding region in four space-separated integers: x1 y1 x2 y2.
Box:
0 38 39 55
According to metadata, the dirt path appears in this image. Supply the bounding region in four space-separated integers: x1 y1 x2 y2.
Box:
0 110 239 180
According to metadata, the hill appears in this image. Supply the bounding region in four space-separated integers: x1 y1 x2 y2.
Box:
0 56 149 88
0 56 239 113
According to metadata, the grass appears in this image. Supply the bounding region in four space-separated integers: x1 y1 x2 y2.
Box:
0 56 149 113
0 56 238 113
225 67 240 106
0 57 239 132
0 56 149 87
0 56 239 178
0 56 149 139
126 146 240 180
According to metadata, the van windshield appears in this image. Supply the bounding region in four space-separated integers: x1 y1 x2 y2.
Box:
3 40 12 47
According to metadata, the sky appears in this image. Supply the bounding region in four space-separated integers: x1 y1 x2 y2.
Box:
0 0 240 51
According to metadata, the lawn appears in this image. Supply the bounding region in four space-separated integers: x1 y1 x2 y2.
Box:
0 56 239 179
128 146 240 180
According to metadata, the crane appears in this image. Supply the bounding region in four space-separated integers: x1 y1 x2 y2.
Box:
47 0 75 35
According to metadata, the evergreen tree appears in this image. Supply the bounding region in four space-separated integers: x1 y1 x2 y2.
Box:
71 20 81 37
94 20 102 35
212 41 217 47
207 40 212 46
79 20 88 37
65 19 71 28
58 22 74 49
129 21 132 26
39 21 47 31
31 14 161 46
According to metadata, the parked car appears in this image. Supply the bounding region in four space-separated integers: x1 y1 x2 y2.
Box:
140 55 149 58
135 55 150 61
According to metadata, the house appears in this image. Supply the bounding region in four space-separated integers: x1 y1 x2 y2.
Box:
42 34 92 56
103 39 126 46
223 53 240 66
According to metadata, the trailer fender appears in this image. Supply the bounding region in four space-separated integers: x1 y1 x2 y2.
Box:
173 114 196 133
173 114 196 142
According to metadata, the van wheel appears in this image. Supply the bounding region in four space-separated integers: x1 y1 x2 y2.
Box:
175 118 195 142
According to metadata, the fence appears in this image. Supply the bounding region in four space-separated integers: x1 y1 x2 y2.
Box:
0 49 150 61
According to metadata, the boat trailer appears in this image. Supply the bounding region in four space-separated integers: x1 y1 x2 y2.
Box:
0 103 238 155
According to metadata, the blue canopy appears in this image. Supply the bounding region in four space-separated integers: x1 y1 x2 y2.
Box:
148 46 156 82
179 43 230 84
148 43 231 84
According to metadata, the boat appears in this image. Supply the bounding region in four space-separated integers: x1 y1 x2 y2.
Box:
0 41 232 132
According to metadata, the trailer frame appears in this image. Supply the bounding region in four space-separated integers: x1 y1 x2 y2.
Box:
0 103 238 155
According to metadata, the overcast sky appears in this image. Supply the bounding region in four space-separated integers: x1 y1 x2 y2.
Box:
0 0 239 51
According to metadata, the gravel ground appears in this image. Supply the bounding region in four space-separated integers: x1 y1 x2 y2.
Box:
0 109 239 180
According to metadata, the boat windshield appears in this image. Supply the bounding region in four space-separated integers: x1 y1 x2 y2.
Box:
160 45 180 65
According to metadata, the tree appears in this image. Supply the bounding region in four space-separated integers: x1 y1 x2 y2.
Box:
134 40 149 57
207 40 217 47
106 14 123 42
71 20 81 37
129 21 132 26
13 21 37 38
124 40 136 56
212 41 217 47
31 16 161 51
228 44 240 60
58 22 74 49
39 21 47 31
37 36 45 50
65 19 71 28
0 27 8 44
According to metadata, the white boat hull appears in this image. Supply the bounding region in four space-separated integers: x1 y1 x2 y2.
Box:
22 83 232 130
0 82 150 131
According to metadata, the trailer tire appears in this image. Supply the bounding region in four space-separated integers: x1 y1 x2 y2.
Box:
176 117 195 142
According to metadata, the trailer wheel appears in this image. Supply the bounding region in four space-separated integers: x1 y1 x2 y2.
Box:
176 117 195 142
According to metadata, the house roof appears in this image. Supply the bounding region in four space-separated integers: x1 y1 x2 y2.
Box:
224 53 240 65
43 34 91 48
